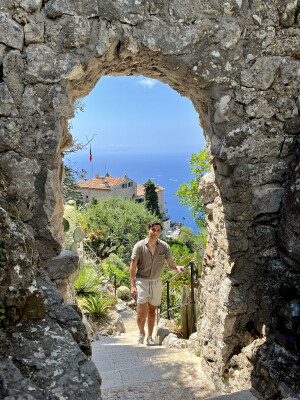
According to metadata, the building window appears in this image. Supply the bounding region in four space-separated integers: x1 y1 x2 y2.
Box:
122 183 127 188
128 182 133 187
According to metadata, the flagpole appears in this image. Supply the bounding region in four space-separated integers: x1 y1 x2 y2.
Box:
90 144 93 178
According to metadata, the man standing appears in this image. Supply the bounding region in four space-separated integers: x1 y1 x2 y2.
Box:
130 221 185 345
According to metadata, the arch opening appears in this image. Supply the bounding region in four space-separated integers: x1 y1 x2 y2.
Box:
0 2 299 399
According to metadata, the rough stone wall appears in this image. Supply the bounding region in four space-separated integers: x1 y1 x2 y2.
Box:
0 0 299 399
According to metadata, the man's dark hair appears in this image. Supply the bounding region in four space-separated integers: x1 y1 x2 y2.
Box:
148 221 163 230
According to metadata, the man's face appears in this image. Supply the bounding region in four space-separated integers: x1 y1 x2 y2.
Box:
148 224 162 239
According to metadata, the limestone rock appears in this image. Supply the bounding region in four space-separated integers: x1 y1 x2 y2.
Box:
0 83 18 117
20 0 43 13
162 333 188 349
279 0 298 28
0 120 21 152
155 318 171 345
187 332 201 356
24 22 44 44
54 277 77 304
0 207 39 311
44 250 79 280
241 57 281 90
198 172 218 205
156 326 170 345
0 356 54 400
253 185 285 215
95 310 125 336
25 45 77 83
0 317 101 399
45 0 99 18
0 1 14 13
38 270 92 357
0 12 24 50
245 98 277 119
20 290 46 320
138 17 200 54
275 97 298 121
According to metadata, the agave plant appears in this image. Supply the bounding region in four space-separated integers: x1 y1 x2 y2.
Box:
74 265 102 297
82 295 111 318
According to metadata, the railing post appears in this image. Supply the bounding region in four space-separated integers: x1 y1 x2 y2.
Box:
190 262 195 334
167 280 170 320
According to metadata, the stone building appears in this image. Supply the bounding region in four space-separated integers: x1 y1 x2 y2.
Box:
78 174 166 217
78 174 138 203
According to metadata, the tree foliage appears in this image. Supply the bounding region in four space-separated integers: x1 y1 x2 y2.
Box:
175 148 210 255
64 166 84 205
144 179 162 219
175 149 210 229
80 197 158 263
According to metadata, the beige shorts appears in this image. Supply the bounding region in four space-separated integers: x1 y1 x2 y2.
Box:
135 278 162 306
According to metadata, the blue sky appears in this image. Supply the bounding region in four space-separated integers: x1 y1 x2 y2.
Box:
69 76 205 155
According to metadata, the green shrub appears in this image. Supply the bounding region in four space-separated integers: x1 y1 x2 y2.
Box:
82 295 111 318
106 253 128 272
98 289 118 307
74 265 102 297
102 262 130 287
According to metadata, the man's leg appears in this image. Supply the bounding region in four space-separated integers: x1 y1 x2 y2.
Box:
147 303 157 339
136 303 148 334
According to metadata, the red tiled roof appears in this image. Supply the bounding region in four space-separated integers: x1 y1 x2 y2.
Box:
136 183 164 197
136 184 144 197
77 176 126 190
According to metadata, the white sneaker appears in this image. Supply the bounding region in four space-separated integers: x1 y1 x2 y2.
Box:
146 337 155 346
137 333 145 345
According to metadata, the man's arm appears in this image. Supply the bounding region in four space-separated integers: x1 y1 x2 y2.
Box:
167 257 185 273
130 259 138 300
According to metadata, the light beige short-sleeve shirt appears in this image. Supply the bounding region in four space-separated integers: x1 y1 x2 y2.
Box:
131 238 172 280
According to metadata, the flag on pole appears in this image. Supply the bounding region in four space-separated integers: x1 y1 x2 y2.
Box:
89 144 92 162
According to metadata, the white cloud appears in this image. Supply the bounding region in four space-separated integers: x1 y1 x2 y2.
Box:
138 77 157 88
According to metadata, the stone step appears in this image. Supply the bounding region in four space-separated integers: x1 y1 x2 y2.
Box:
92 302 261 400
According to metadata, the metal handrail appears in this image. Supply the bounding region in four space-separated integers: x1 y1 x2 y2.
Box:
159 260 199 335
162 260 197 288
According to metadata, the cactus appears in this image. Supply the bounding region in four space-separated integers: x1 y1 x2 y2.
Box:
116 286 131 300
64 203 85 272
73 226 84 242
63 218 70 233
70 242 78 252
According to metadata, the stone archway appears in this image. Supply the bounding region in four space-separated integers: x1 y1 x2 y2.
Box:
0 1 299 398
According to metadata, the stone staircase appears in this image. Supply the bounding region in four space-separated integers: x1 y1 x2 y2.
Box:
91 302 260 400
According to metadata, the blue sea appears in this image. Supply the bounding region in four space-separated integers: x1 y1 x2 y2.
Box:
67 152 199 234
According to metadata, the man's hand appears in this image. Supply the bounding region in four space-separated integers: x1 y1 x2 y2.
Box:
167 257 185 273
131 285 138 301
130 259 138 300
